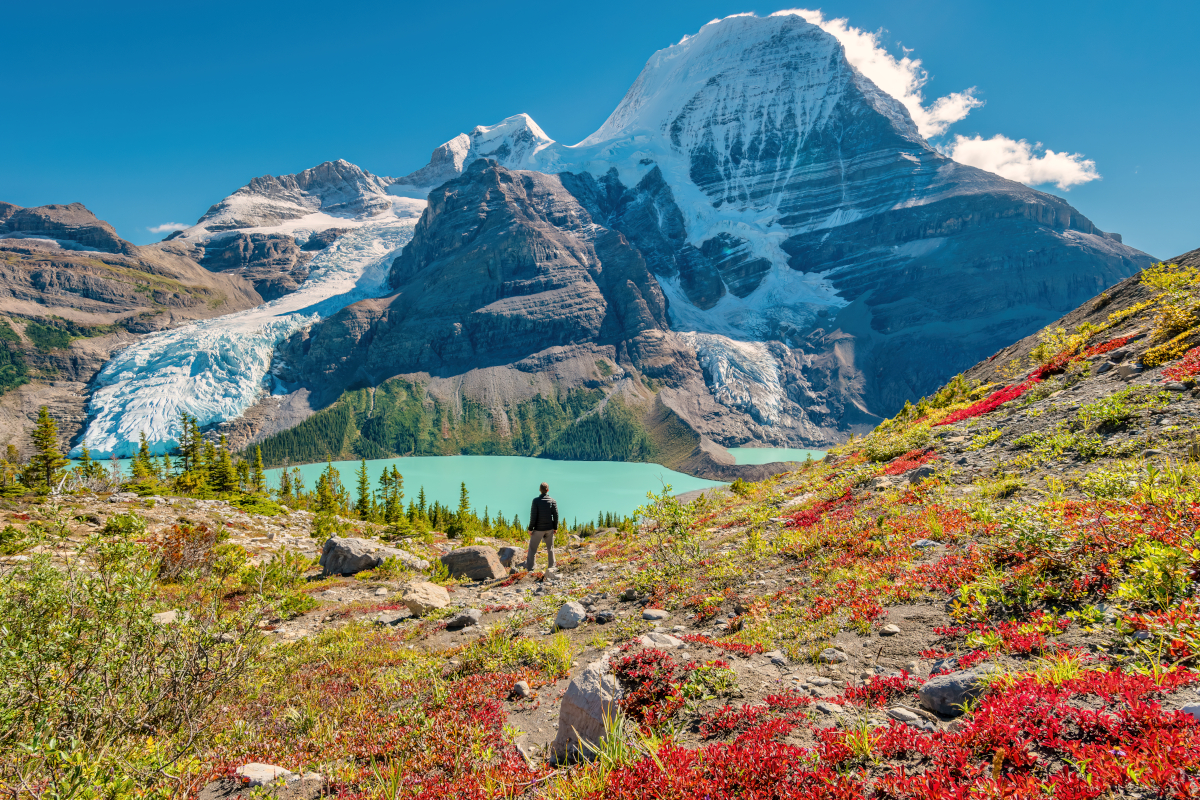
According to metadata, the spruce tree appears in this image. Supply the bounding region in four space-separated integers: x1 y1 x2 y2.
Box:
212 435 237 493
279 467 293 500
355 459 372 520
29 406 68 489
251 446 266 494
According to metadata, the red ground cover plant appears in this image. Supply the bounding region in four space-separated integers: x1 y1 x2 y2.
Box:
680 634 765 657
1085 334 1134 358
783 490 854 528
611 647 684 726
882 449 939 476
1124 599 1200 665
1163 345 1200 382
934 378 1041 426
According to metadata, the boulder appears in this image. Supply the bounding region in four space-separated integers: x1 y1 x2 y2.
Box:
447 608 482 630
440 546 506 581
556 601 587 629
497 546 519 568
908 465 937 484
887 706 920 723
319 536 428 576
642 608 669 621
551 650 624 763
880 624 901 636
918 666 998 717
402 582 450 616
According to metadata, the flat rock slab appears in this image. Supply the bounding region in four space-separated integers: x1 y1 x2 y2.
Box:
642 608 670 621
402 582 450 616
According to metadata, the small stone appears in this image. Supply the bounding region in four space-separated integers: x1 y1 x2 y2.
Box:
236 762 293 786
595 610 615 624
908 465 937 484
1133 630 1151 641
819 648 848 664
879 624 901 636
905 660 921 674
764 649 788 667
375 588 389 597
912 539 938 548
887 706 920 723
556 602 587 629
809 677 832 687
815 702 842 715
642 608 670 621
1095 361 1114 374
621 588 638 601
1142 449 1166 458
511 680 533 699
672 625 686 632
1166 382 1188 392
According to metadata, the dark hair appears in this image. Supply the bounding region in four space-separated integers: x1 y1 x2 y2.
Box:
539 482 549 495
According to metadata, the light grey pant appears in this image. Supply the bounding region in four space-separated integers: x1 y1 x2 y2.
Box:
525 529 555 570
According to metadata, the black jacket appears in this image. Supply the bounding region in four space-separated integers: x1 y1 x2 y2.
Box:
528 494 559 531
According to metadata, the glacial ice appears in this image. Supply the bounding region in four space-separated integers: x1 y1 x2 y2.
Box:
74 198 424 458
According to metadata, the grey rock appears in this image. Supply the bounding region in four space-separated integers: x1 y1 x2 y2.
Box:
819 648 848 664
108 492 139 503
151 609 189 625
1182 703 1200 723
642 608 670 621
402 582 450 616
809 677 832 687
1096 361 1114 374
556 602 587 629
764 649 788 666
638 632 686 649
887 706 920 723
913 539 939 548
511 680 533 699
497 546 519 568
440 546 506 582
447 608 483 630
621 588 639 601
1167 382 1189 391
551 650 624 763
815 702 842 715
1117 363 1143 379
908 465 937 484
319 536 428 576
374 587 390 597
880 624 901 636
1142 449 1166 458
918 666 999 717
594 610 615 624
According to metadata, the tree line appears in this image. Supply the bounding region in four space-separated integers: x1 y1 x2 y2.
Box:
1 407 635 540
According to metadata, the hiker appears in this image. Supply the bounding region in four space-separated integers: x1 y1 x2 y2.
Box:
525 481 558 571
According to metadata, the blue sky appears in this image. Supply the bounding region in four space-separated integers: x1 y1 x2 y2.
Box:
2 0 1196 257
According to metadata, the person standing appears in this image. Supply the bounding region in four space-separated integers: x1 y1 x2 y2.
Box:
525 482 558 571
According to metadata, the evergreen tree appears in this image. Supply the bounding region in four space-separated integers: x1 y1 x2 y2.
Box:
279 467 293 500
315 461 345 513
159 452 172 481
130 432 155 483
355 459 372 520
251 446 266 494
212 435 238 493
75 446 95 481
236 458 250 491
28 406 69 489
418 487 427 514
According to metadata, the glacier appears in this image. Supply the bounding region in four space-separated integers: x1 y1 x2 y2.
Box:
74 197 425 457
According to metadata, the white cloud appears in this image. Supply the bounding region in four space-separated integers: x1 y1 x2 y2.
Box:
944 134 1100 190
147 222 188 234
771 9 983 137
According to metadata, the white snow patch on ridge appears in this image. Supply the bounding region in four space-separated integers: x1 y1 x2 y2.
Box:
75 198 425 458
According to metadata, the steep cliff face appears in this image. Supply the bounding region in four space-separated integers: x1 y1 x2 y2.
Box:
283 159 691 398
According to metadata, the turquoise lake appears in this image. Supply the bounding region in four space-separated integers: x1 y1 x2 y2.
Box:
265 456 724 525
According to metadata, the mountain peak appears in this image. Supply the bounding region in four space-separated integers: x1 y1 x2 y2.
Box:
0 200 133 254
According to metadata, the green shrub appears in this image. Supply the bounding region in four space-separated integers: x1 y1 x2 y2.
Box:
0 538 261 782
102 511 146 538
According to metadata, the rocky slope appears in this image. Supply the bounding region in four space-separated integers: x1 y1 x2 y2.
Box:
7 258 1200 797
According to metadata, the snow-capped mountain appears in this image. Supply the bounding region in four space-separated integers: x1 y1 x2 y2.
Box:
74 12 1153 460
